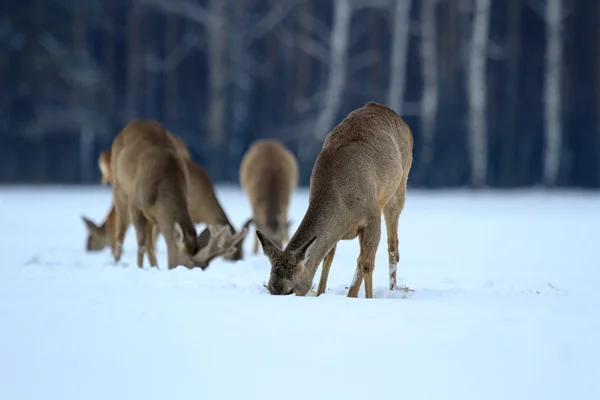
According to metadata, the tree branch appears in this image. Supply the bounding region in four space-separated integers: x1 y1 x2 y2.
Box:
348 50 380 75
298 10 330 43
139 0 221 28
279 30 330 64
352 0 393 10
144 33 203 73
245 0 308 42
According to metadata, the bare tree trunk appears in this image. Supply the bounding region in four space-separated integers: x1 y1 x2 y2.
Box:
386 0 412 114
502 0 521 182
467 0 491 187
228 0 252 167
145 49 158 118
165 14 179 124
419 0 439 176
597 1 600 173
445 0 460 99
543 0 563 186
103 0 115 117
73 5 94 183
207 0 228 178
314 0 352 140
126 2 142 121
294 0 314 109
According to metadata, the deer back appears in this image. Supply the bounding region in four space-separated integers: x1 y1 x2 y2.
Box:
258 101 413 296
239 139 299 246
110 120 190 225
309 101 413 217
99 130 191 186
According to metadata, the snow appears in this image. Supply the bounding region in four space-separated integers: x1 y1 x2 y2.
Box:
0 185 599 400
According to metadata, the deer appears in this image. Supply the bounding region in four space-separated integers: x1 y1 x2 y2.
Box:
108 119 248 270
239 139 298 255
256 101 413 299
82 129 248 262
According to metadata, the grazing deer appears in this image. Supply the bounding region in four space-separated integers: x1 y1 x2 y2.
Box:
257 101 413 298
239 139 298 254
81 205 116 252
83 130 247 261
109 119 247 270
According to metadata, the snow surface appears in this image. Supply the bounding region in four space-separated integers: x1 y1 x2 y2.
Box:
1 185 599 400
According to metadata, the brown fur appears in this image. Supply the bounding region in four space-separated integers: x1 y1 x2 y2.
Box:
257 102 413 299
239 139 298 254
86 130 247 261
108 119 247 270
81 205 116 252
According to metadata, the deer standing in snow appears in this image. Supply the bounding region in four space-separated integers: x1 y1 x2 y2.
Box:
239 139 298 254
82 129 249 262
107 120 247 270
257 102 413 298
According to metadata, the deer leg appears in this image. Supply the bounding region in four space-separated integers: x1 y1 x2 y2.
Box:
347 260 364 298
112 191 129 263
129 206 148 269
351 217 381 299
145 223 159 267
383 185 407 291
316 245 337 296
253 233 260 254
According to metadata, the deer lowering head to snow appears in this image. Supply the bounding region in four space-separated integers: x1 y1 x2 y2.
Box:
239 139 298 254
88 129 248 262
81 205 116 252
109 119 247 270
257 101 413 298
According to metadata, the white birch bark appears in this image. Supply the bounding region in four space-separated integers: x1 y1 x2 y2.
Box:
543 0 563 186
314 0 353 140
207 0 228 156
467 0 491 187
386 0 412 114
419 0 438 171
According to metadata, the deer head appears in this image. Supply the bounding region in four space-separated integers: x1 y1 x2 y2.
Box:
173 223 248 270
81 215 108 252
256 230 316 296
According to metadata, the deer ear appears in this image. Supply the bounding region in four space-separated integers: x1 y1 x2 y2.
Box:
241 218 254 231
294 236 316 264
256 230 281 259
81 215 98 232
173 222 186 251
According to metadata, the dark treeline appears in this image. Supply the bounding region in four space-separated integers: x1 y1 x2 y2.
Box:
1 0 599 188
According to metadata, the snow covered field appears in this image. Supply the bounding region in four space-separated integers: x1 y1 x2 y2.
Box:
0 185 599 400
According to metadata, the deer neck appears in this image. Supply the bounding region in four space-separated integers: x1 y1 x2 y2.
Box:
287 202 348 285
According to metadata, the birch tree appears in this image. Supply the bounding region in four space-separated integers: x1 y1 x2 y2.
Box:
313 0 353 140
386 0 413 114
542 0 563 186
419 0 438 174
125 2 142 120
467 0 491 187
227 0 304 155
206 0 228 170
